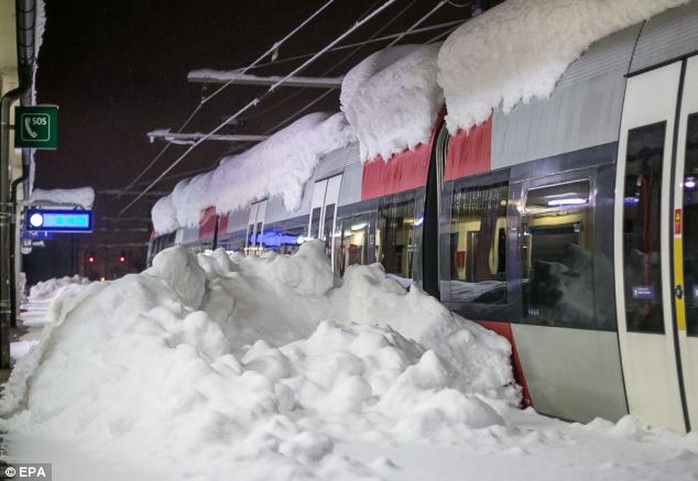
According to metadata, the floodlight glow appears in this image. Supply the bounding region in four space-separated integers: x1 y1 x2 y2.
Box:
351 222 368 231
685 177 696 189
547 198 587 206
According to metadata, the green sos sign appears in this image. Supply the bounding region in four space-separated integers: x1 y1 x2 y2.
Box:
14 105 58 149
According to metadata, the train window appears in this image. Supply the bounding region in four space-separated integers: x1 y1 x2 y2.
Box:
622 122 666 334
683 113 698 337
376 194 417 284
521 179 601 328
448 182 508 308
323 202 336 247
309 207 321 239
336 213 371 276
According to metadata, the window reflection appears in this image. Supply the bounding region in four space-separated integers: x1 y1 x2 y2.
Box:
622 122 666 334
448 183 508 306
521 180 600 328
376 195 417 283
336 214 371 276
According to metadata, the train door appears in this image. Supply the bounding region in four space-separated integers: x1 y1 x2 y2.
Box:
308 175 342 268
245 200 267 255
615 57 698 432
675 56 698 431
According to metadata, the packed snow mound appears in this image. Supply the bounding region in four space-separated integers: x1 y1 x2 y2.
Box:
29 187 95 209
23 276 92 328
1 241 516 478
28 275 89 302
151 112 356 234
343 44 443 162
438 0 689 133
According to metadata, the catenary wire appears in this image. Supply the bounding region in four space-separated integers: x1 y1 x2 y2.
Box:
120 0 400 215
116 0 337 199
262 0 452 136
254 0 421 130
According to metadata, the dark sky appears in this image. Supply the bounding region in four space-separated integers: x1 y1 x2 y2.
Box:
27 0 473 281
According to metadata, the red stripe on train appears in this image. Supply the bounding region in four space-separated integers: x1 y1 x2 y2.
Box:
199 206 217 241
444 117 492 182
360 144 431 200
474 320 531 408
218 212 229 237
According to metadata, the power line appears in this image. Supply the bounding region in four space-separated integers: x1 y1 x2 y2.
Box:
254 0 421 132
387 0 450 48
117 0 337 199
120 0 401 215
247 19 464 73
262 0 451 137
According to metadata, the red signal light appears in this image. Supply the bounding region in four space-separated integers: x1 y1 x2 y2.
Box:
118 255 125 263
88 255 95 263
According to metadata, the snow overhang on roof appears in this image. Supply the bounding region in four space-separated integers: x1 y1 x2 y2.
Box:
437 0 690 133
151 112 355 234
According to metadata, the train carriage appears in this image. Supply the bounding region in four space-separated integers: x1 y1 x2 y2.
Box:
148 0 698 432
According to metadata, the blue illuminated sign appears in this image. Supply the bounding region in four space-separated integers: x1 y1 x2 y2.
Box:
248 230 301 247
26 209 93 233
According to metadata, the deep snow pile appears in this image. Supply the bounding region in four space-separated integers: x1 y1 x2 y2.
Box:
21 275 91 328
27 275 90 302
341 44 443 162
0 242 516 479
152 112 355 234
437 0 689 133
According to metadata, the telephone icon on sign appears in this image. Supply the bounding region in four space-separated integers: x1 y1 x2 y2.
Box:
24 117 38 138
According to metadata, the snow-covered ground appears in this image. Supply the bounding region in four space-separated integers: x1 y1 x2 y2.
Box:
19 275 91 328
1 243 697 480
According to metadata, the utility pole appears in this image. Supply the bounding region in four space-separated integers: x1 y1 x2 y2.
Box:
1 0 36 368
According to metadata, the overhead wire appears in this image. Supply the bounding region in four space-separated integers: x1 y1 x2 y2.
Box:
131 2 472 196
255 0 422 133
265 0 453 135
117 0 337 199
244 20 464 73
120 0 401 215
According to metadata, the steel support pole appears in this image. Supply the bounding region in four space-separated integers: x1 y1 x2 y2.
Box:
0 89 22 368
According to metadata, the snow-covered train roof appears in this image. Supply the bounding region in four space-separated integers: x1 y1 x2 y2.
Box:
152 112 354 234
152 0 688 234
438 0 688 133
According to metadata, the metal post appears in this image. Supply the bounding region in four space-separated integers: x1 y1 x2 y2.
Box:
0 89 22 368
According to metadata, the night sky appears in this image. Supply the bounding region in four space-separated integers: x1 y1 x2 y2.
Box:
26 0 473 282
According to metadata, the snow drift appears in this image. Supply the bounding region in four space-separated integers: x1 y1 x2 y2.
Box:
437 0 690 133
21 275 91 328
1 241 516 479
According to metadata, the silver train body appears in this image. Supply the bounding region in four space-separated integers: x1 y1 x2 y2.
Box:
149 2 698 432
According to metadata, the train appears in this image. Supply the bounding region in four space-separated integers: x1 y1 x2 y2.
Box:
148 1 698 433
